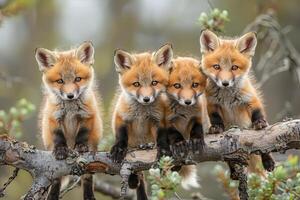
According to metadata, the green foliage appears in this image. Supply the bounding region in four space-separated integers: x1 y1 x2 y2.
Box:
214 155 300 200
1 0 36 16
0 98 35 138
148 156 181 200
198 8 229 33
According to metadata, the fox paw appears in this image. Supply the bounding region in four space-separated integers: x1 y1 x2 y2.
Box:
75 143 89 153
253 119 268 130
53 146 68 160
157 147 172 159
262 154 275 172
171 141 188 158
110 144 127 163
209 124 225 134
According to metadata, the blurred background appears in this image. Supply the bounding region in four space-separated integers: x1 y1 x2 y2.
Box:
0 0 300 199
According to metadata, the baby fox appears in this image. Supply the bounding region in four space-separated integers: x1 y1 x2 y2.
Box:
165 57 207 189
35 42 102 200
199 30 275 177
110 44 173 200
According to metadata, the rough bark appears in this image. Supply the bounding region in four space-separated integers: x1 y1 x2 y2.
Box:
0 119 300 199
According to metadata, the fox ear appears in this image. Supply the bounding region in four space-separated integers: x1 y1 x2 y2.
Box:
35 48 57 72
153 43 173 70
76 41 95 65
114 49 133 73
199 30 219 53
236 32 257 56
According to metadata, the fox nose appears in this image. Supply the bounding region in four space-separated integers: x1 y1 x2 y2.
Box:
222 81 229 87
143 97 150 103
67 93 74 99
184 100 192 105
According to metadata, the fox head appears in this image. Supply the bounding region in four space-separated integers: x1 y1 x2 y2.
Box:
199 30 257 88
114 44 173 105
35 41 95 101
168 57 207 106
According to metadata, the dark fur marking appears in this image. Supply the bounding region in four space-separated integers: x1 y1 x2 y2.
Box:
110 125 128 163
136 175 148 200
190 122 204 141
251 109 264 123
82 175 95 200
47 178 61 200
53 129 68 160
157 127 171 158
75 127 89 152
128 173 139 189
167 127 185 145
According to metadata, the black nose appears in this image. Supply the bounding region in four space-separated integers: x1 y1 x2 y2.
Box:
222 81 229 87
184 100 192 105
67 93 74 99
143 97 150 103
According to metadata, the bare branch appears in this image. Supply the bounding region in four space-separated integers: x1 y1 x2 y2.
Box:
1 119 300 199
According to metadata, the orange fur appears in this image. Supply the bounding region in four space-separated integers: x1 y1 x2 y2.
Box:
37 43 102 151
166 57 207 138
200 30 272 174
112 52 169 147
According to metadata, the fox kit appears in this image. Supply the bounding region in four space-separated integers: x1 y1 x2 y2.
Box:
199 30 275 177
35 42 102 200
165 57 207 189
110 44 173 200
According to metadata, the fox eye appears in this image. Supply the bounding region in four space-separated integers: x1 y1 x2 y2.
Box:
151 80 158 86
192 83 199 88
56 79 64 84
232 65 239 71
75 77 82 82
173 83 181 89
213 64 221 70
133 82 140 87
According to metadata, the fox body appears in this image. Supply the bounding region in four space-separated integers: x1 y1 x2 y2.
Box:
110 44 173 200
199 30 275 177
36 42 102 200
166 57 207 139
165 57 207 189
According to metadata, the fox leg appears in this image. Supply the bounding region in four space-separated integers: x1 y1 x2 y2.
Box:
110 125 128 163
190 117 204 141
207 103 224 134
75 127 89 153
75 126 96 200
128 172 148 200
82 174 95 200
53 128 68 160
47 178 61 200
247 99 275 172
156 127 171 158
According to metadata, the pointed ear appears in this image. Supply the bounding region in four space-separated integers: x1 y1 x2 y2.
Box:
236 32 257 56
35 48 57 72
153 43 173 70
76 41 95 65
199 29 220 53
114 49 134 73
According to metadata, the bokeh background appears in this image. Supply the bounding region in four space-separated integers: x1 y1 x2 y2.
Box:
0 0 300 199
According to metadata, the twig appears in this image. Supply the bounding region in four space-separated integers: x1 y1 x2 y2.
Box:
0 167 19 198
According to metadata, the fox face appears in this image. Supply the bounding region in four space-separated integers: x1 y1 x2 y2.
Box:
168 57 206 106
35 42 95 101
200 30 257 88
114 44 173 105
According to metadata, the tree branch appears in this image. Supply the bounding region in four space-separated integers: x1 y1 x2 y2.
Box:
1 119 300 199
